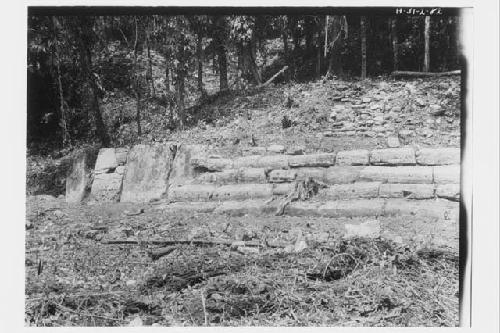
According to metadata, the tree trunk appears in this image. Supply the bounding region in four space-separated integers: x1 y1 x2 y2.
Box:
196 31 204 95
391 18 399 71
360 16 367 79
214 17 228 92
316 31 322 78
79 18 110 146
176 39 186 129
424 16 431 72
145 26 155 97
52 17 69 146
133 17 141 136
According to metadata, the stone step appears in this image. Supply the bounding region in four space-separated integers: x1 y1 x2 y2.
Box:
167 182 460 202
157 198 459 221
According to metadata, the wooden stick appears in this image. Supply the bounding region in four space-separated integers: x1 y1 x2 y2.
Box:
258 66 289 88
390 70 460 78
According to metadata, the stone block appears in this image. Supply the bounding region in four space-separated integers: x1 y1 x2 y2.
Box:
433 165 460 184
379 184 435 199
284 202 322 216
94 148 118 174
335 150 369 166
267 144 285 153
359 166 433 184
324 166 363 184
115 148 129 165
436 184 460 201
272 183 294 195
214 200 277 216
370 148 416 165
319 182 381 200
268 169 297 183
120 143 177 202
168 184 216 201
194 169 239 185
66 149 97 203
211 184 273 201
295 167 327 181
237 168 267 183
191 157 233 171
384 199 459 220
168 144 207 187
90 172 123 202
289 153 336 167
416 148 460 165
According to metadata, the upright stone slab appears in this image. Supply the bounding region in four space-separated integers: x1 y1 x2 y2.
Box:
168 144 208 187
65 148 98 203
416 148 460 165
370 148 416 165
94 148 118 174
120 143 177 202
90 173 124 202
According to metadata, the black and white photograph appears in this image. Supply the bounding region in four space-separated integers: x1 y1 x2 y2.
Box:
4 2 495 329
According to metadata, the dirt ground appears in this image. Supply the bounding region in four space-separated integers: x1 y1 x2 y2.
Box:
25 195 459 327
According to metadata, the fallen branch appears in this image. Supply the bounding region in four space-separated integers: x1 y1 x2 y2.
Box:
391 70 461 78
258 66 289 88
102 238 287 248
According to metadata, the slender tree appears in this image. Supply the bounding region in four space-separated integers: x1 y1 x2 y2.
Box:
391 18 399 71
360 16 367 79
213 16 228 91
424 16 431 72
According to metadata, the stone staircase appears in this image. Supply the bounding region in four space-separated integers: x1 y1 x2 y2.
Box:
66 143 460 223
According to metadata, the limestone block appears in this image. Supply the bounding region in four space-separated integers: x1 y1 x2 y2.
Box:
324 166 363 184
120 143 177 202
319 182 381 200
359 166 433 183
335 150 369 166
90 172 123 202
237 168 267 183
379 184 435 199
370 148 416 165
416 148 460 165
211 184 273 201
268 169 297 183
433 165 460 184
168 184 216 201
94 148 118 174
288 153 336 167
295 167 327 181
436 184 460 201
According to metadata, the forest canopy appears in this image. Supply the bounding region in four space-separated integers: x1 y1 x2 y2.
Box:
27 9 462 151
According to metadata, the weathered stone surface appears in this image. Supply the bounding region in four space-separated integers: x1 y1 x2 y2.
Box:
317 199 385 217
234 155 289 169
433 165 460 184
94 148 118 174
115 148 129 165
384 199 459 220
286 146 305 155
436 184 460 201
191 157 233 171
66 150 96 203
90 172 123 202
115 166 126 175
324 166 363 184
212 184 273 201
269 170 297 183
214 200 276 216
387 136 400 148
370 148 416 165
168 184 216 201
416 148 460 165
168 144 207 187
319 182 381 200
237 168 267 183
359 166 433 184
379 184 435 199
267 144 285 153
335 150 369 166
344 219 381 239
285 202 322 216
156 201 219 213
194 169 238 184
295 167 327 181
272 183 293 195
288 153 336 167
120 144 177 202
